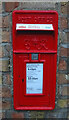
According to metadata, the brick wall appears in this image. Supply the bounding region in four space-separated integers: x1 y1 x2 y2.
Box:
1 1 69 119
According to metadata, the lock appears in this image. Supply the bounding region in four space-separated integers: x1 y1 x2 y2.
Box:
32 53 38 60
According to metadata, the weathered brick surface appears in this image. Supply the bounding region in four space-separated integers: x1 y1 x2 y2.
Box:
0 46 2 57
68 48 69 56
59 47 68 57
0 86 2 97
61 86 69 96
28 111 37 118
2 86 11 98
61 2 67 14
2 31 10 42
28 111 45 118
0 44 11 58
57 73 69 84
59 31 68 44
5 2 19 12
11 112 24 118
45 109 67 118
0 2 2 14
2 15 10 28
58 60 67 70
36 112 45 118
2 99 11 110
0 29 2 44
0 59 2 71
0 112 2 119
2 73 11 85
68 115 69 119
1 59 10 71
67 2 69 14
60 17 68 30
2 44 11 58
0 100 2 109
0 16 2 28
2 112 5 119
21 2 55 9
58 85 69 96
58 99 69 108
0 74 2 85
65 74 69 80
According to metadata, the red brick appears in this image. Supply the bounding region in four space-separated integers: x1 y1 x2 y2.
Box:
2 86 11 98
2 15 9 28
58 60 67 70
11 112 24 118
2 100 11 110
59 47 68 57
61 2 67 14
2 31 10 42
60 17 68 30
5 2 19 12
57 73 69 84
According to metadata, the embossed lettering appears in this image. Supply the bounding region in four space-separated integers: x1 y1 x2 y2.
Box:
24 39 48 50
18 16 53 23
18 16 31 23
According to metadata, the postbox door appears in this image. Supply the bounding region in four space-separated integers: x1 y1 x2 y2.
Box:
13 53 56 110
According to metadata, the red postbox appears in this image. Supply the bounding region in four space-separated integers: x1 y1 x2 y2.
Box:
12 10 58 110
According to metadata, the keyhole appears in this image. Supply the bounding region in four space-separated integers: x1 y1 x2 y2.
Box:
22 79 24 82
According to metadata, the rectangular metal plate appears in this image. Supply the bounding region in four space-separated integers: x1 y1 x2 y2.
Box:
32 53 38 60
16 24 54 30
26 63 43 94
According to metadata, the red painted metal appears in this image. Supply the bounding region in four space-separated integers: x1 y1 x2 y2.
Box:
12 10 58 110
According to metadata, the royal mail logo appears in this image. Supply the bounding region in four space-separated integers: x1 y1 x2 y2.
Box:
28 25 40 29
18 26 26 28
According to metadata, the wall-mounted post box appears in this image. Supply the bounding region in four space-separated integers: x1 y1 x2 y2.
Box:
12 10 58 110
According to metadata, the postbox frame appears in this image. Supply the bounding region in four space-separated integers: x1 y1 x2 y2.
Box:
12 10 58 110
